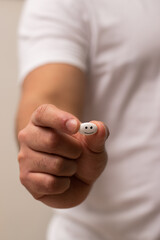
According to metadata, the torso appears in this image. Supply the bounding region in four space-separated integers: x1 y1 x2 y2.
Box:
51 1 160 239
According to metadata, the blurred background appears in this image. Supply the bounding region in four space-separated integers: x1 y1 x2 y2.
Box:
0 1 52 239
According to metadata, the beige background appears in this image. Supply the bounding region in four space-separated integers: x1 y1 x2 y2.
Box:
0 1 52 240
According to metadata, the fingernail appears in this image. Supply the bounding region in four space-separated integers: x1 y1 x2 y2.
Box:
106 128 110 139
104 124 110 139
66 119 78 133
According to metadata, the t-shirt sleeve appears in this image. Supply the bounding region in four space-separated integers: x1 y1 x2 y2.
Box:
18 0 89 83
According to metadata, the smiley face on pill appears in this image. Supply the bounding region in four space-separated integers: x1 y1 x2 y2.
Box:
79 122 98 135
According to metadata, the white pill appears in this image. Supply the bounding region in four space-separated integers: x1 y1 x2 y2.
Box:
79 122 97 135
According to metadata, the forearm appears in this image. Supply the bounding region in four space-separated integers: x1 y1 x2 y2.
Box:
16 64 86 134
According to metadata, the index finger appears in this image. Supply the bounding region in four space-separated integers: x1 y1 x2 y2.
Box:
31 104 80 134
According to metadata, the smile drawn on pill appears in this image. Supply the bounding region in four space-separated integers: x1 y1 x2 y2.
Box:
84 131 95 134
79 122 97 135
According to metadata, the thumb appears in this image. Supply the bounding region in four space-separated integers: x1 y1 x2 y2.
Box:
84 121 110 153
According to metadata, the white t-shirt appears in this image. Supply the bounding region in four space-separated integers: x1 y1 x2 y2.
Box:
18 0 160 239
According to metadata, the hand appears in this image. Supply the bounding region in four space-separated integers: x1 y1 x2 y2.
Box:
18 104 109 208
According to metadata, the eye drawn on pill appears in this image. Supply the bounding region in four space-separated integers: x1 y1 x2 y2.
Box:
79 122 98 135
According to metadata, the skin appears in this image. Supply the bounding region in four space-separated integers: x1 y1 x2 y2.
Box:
16 63 109 208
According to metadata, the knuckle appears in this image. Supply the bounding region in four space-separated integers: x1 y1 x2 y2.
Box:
46 177 56 191
46 132 60 150
70 141 82 159
34 104 49 122
46 176 70 194
18 129 27 143
17 151 25 163
53 157 77 176
54 157 64 173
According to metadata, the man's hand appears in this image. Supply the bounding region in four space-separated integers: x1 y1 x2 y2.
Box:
18 104 109 208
